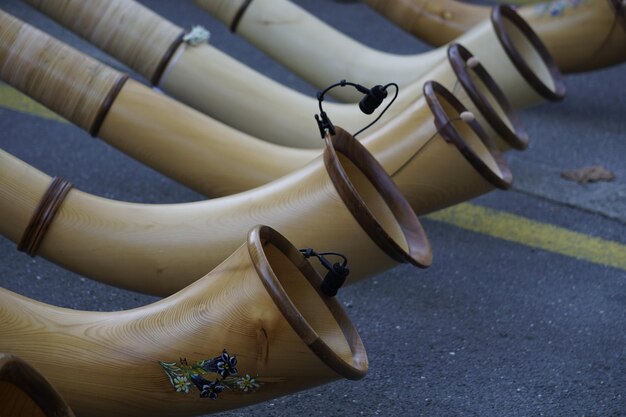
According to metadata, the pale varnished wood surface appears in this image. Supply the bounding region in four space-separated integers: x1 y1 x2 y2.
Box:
365 0 626 73
23 0 426 148
0 227 367 417
0 10 515 200
23 0 184 83
195 0 561 106
0 10 126 134
0 133 431 295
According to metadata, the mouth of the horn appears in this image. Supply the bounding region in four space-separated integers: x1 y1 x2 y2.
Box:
248 225 368 381
322 129 433 269
0 354 73 417
491 5 566 101
448 43 529 150
424 81 513 190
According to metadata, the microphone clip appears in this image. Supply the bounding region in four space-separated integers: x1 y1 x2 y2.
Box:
314 80 399 139
315 111 335 138
299 248 349 297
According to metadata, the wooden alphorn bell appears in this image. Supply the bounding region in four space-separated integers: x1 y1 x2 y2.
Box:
363 0 626 74
0 10 516 197
0 353 75 417
22 0 524 149
0 225 368 417
196 2 565 107
0 126 432 296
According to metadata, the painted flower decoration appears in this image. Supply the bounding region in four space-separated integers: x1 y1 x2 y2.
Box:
190 375 225 400
535 0 585 17
203 350 238 378
235 374 260 393
173 376 191 393
160 349 261 399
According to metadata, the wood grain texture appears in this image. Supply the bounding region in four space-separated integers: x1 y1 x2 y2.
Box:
26 0 421 148
0 10 127 135
0 11 517 199
23 0 184 83
0 226 367 417
364 0 626 73
0 353 75 417
32 0 521 149
0 128 432 296
194 0 562 107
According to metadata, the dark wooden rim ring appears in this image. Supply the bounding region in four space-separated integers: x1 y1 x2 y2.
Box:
0 353 75 417
323 128 432 268
424 81 513 190
608 0 626 31
491 5 566 102
231 0 254 32
447 43 529 150
151 31 186 85
248 225 368 381
17 177 73 257
90 74 129 137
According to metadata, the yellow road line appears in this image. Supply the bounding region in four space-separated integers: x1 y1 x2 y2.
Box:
427 204 626 271
1 82 625 271
0 83 66 123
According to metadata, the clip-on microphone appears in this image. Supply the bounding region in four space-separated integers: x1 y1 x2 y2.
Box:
299 248 349 297
315 80 399 139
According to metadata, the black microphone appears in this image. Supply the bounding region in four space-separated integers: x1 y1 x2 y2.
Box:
359 85 388 115
299 248 349 297
314 80 398 138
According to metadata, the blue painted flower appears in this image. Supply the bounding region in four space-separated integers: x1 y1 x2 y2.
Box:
202 350 238 378
190 375 224 400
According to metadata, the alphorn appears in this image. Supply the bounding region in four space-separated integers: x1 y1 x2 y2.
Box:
0 127 432 296
0 353 75 417
23 0 523 149
364 0 626 74
0 11 517 203
196 2 565 107
0 225 368 417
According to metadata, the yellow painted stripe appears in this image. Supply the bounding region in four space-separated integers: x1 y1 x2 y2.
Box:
427 203 626 271
1 81 625 271
0 82 67 123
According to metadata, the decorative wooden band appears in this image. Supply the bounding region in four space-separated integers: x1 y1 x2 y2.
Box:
323 128 432 269
248 225 368 381
23 0 186 84
423 81 513 190
491 5 566 102
231 0 254 32
0 354 75 417
0 11 129 134
18 177 73 257
90 74 129 136
151 32 186 85
447 43 529 150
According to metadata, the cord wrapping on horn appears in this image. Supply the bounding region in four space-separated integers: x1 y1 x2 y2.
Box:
17 177 73 257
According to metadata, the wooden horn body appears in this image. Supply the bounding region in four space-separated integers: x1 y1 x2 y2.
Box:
196 1 565 107
20 0 522 149
0 353 75 417
0 10 519 194
0 225 368 417
21 0 416 149
0 81 513 298
364 0 626 74
0 129 432 296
